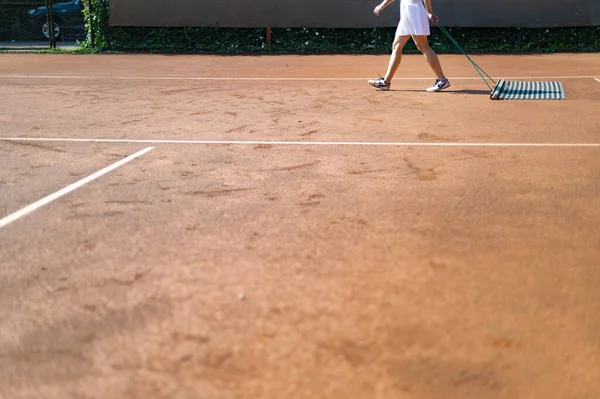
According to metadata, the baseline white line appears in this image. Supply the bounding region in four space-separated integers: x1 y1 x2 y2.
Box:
0 75 596 82
595 78 600 83
1 138 599 148
0 146 154 229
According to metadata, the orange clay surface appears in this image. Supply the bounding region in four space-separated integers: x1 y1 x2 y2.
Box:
0 53 599 399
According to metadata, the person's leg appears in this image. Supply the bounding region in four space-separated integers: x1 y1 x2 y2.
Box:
412 35 446 80
412 34 451 92
384 35 410 83
368 35 410 90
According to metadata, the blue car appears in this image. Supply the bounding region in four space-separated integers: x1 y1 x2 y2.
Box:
28 0 85 40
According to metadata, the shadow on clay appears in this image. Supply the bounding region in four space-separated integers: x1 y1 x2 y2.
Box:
389 89 491 95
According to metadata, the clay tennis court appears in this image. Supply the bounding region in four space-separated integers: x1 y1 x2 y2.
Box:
1 53 599 399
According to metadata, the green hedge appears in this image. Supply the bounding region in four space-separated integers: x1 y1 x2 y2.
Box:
82 0 600 54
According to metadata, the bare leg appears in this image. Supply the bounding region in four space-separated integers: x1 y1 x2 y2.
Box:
384 35 410 83
412 35 446 80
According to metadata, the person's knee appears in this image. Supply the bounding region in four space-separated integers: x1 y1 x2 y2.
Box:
416 42 430 53
391 37 407 53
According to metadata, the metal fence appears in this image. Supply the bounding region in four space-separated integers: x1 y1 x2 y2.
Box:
0 0 86 50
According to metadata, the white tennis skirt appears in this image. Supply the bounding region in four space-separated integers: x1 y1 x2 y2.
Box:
396 0 431 36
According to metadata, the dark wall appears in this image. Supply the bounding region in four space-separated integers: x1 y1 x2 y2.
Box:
110 0 600 28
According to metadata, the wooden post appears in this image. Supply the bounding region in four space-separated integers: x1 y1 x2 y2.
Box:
266 27 272 51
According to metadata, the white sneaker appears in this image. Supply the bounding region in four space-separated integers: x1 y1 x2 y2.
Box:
368 77 391 91
426 79 451 92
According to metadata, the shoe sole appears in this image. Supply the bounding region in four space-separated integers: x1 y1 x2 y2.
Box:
369 82 391 91
427 82 451 92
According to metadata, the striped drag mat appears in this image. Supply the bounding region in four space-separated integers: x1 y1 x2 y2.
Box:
490 79 566 100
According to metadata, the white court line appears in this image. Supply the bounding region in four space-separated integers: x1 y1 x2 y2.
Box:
595 78 600 83
0 75 597 82
0 147 154 229
1 138 599 148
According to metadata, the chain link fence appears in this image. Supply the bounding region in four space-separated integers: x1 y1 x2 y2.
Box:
0 0 87 50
